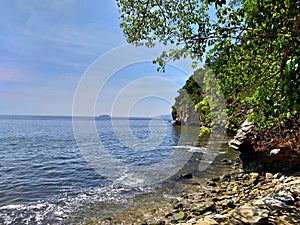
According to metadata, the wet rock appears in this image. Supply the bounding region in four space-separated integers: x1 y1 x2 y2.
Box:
180 192 189 199
180 173 193 179
221 159 232 165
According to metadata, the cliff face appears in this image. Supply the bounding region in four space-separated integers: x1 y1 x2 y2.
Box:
172 107 200 126
172 67 209 127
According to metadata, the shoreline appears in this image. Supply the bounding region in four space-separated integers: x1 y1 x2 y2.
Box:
108 157 300 225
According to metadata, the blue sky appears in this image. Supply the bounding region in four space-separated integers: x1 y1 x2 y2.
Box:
0 0 194 116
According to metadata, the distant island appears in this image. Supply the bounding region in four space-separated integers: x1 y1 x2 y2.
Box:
96 114 173 121
97 114 111 120
157 114 173 121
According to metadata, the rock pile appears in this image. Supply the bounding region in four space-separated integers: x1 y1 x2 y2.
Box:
229 119 254 151
139 160 300 225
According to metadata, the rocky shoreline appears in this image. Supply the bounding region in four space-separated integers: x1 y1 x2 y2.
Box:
110 158 300 225
229 120 300 173
94 123 300 225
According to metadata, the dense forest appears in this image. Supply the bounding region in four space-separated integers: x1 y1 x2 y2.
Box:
117 0 300 169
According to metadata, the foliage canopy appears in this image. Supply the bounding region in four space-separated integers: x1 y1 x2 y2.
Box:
117 0 300 131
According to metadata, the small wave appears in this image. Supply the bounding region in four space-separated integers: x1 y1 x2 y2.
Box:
115 171 146 186
0 183 154 225
0 204 25 210
173 145 206 153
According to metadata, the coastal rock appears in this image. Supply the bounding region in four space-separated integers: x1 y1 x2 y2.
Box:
220 173 231 181
230 204 269 224
221 159 232 165
228 185 238 195
179 173 193 179
275 191 295 203
229 119 300 173
229 119 254 151
263 197 290 210
194 218 218 225
173 108 200 126
207 181 217 187
249 172 259 184
191 202 214 215
273 172 283 179
172 212 187 222
277 215 295 225
173 202 184 209
130 163 300 225
211 176 220 182
265 172 273 180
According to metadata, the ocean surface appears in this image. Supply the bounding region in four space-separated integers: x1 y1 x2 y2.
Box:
0 115 237 224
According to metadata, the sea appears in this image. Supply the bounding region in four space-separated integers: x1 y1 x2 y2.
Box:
0 115 238 224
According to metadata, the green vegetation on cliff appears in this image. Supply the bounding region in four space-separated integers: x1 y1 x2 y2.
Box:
172 67 212 128
117 0 299 138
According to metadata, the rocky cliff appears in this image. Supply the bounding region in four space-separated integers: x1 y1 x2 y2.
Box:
172 107 200 126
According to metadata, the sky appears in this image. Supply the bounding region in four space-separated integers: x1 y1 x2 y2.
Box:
0 0 196 117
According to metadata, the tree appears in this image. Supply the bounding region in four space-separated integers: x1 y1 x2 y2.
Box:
117 0 300 132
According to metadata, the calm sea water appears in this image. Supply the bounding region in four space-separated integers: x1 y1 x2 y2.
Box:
0 115 237 224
